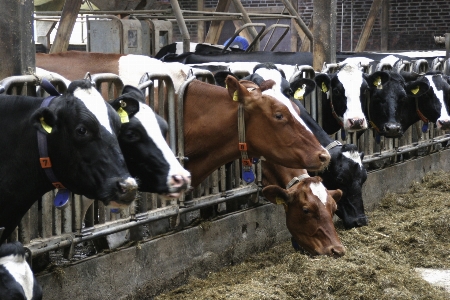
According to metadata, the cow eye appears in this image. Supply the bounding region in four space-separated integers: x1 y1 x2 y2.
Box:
333 88 341 95
123 129 141 141
275 112 283 120
302 207 309 214
76 126 87 136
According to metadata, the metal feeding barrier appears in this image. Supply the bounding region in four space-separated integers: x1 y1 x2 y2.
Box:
1 59 449 265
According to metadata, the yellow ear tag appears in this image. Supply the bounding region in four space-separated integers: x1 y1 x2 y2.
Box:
411 86 420 95
294 84 306 100
321 82 328 93
117 107 129 123
40 117 52 133
275 197 285 205
374 76 382 89
233 90 239 101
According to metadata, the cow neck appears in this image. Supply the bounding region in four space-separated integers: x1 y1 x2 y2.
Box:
366 93 381 133
286 173 310 189
238 103 256 183
38 79 71 209
37 96 66 190
415 97 429 123
329 91 344 127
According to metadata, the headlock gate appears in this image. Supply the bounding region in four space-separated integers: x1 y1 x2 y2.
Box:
0 60 449 268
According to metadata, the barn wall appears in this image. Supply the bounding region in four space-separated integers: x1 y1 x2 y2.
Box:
36 148 450 300
175 0 450 51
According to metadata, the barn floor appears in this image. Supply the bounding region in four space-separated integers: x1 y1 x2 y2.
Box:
146 171 450 300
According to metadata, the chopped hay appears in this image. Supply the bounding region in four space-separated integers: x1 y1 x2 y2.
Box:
148 171 450 299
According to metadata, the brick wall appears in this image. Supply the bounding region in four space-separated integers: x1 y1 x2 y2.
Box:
175 0 450 51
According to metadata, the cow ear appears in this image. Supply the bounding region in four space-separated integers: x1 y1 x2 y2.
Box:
314 74 331 93
405 81 429 97
262 185 291 205
214 71 237 87
225 75 248 102
109 86 141 121
31 107 57 135
367 71 390 89
328 189 343 203
290 78 316 100
360 151 365 161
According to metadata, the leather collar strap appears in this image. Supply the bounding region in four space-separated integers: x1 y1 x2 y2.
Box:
325 140 342 151
238 103 255 183
286 174 310 189
415 97 429 123
329 91 344 127
37 96 65 189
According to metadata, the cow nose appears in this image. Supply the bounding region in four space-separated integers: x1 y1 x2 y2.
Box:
438 119 450 130
329 245 346 258
383 123 402 137
348 118 365 130
170 174 191 191
116 177 138 203
319 152 331 163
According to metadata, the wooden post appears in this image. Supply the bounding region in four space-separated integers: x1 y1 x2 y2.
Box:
230 0 259 50
197 0 205 43
0 0 35 79
380 0 389 51
50 0 83 53
313 0 337 71
354 0 383 52
205 0 231 44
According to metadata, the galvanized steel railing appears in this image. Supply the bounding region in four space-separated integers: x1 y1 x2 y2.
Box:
0 58 449 265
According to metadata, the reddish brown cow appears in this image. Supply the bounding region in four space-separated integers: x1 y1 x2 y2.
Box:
183 76 330 186
36 51 122 81
261 160 345 257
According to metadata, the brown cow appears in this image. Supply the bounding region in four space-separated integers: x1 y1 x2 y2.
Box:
183 76 330 187
261 160 345 257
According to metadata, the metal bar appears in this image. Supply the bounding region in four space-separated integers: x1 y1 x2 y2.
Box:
170 0 190 53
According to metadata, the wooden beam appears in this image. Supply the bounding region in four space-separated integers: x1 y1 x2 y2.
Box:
50 0 83 53
354 0 383 52
299 18 313 52
380 0 389 51
204 0 231 44
197 0 205 43
313 0 336 71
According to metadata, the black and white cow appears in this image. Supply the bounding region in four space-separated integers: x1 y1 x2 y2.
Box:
108 86 191 197
0 242 42 300
364 70 434 138
0 80 138 243
315 63 369 135
218 63 369 228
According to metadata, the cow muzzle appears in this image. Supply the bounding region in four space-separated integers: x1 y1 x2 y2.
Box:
437 119 450 130
347 118 367 131
114 177 138 205
383 122 403 137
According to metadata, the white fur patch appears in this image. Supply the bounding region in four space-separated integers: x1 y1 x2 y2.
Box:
0 255 34 300
134 103 190 191
310 182 328 205
341 57 374 66
36 67 72 87
379 55 400 67
426 75 450 127
336 64 367 130
73 87 113 134
255 68 314 134
342 151 363 168
118 55 191 92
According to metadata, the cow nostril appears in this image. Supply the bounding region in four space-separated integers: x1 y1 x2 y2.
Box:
349 119 354 125
117 178 137 194
331 246 346 257
319 153 330 163
172 175 184 185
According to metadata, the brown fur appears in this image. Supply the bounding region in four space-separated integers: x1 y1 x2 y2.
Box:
262 160 345 257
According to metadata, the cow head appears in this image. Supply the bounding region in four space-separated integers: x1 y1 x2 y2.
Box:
365 71 429 138
31 80 137 207
263 177 345 257
0 242 42 300
420 73 450 130
224 75 330 172
319 144 368 228
315 64 368 133
109 86 191 198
